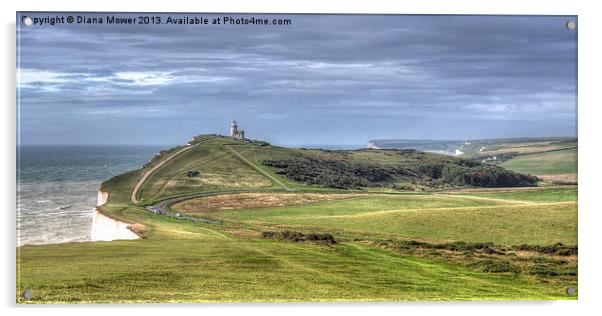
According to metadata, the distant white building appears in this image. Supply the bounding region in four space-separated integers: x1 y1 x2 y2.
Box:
482 155 498 163
367 141 380 149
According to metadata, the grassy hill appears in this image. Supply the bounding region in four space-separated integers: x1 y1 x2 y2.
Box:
136 136 538 204
16 134 577 303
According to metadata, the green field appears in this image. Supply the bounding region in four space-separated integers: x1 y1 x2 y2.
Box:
205 192 576 245
18 234 572 303
17 135 578 303
500 148 577 176
470 188 577 203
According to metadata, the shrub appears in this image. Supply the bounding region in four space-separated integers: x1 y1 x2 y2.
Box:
261 231 337 244
471 260 522 273
512 243 578 256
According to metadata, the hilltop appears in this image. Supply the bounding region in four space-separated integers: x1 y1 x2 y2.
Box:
129 135 537 203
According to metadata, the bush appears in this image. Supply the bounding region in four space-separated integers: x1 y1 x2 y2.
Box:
526 264 560 276
418 161 538 187
261 231 337 244
262 157 396 189
393 240 499 253
512 243 578 256
471 260 522 273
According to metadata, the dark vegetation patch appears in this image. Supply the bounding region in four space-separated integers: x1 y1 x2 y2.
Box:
250 140 271 147
468 259 522 273
417 159 537 187
261 149 538 190
374 239 577 278
512 243 578 256
262 157 409 189
186 170 200 178
262 231 337 244
378 240 503 255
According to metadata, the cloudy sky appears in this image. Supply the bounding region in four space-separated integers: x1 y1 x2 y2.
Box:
17 13 577 145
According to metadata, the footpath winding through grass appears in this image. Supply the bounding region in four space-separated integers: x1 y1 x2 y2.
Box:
225 144 294 191
130 137 216 204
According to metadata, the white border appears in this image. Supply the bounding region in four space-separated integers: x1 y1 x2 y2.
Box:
3 0 601 315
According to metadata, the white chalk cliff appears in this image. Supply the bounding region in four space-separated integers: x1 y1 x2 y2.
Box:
90 191 139 242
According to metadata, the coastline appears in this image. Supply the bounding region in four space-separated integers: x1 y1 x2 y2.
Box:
90 190 139 242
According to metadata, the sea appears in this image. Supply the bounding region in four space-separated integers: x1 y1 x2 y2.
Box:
16 145 166 246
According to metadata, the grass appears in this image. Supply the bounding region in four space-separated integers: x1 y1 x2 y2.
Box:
16 135 578 303
207 194 501 220
138 138 275 202
171 192 369 214
501 148 577 176
468 187 577 203
212 190 577 245
17 235 574 303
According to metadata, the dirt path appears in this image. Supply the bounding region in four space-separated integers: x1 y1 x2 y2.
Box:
224 144 294 191
130 138 213 204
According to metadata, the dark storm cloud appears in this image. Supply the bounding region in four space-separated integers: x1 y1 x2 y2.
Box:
17 13 577 145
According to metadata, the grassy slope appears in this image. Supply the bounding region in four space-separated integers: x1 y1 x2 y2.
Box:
138 138 275 202
211 189 577 245
235 145 325 191
469 187 577 203
18 236 571 303
17 135 577 303
501 148 577 175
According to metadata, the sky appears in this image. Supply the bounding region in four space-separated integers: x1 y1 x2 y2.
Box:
17 13 577 146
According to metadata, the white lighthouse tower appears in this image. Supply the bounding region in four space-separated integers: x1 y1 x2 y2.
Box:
230 120 238 139
230 120 245 140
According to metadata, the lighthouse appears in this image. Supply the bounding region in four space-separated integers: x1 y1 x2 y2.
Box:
230 120 245 140
230 120 238 138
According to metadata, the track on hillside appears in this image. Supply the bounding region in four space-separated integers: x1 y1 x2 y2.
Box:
129 137 214 204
